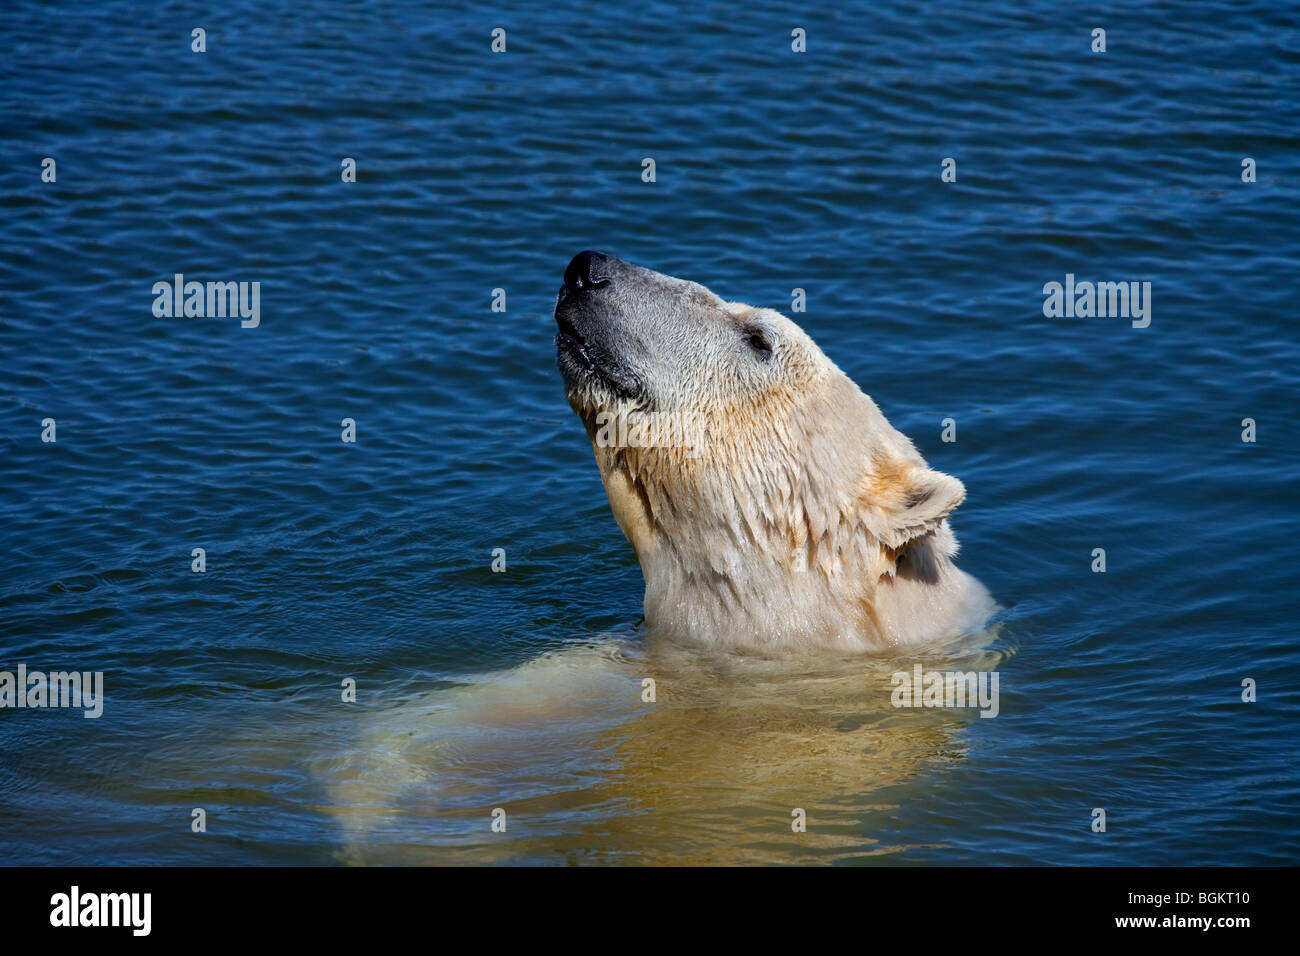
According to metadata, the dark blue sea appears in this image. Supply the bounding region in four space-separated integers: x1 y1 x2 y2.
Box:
1 0 1297 865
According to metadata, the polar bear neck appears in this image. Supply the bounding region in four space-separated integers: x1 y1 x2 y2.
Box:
584 378 969 651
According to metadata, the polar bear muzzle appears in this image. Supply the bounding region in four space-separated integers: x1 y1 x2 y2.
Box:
554 251 736 412
555 251 644 404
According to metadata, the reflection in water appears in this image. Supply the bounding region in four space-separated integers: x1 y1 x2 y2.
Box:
317 626 1011 864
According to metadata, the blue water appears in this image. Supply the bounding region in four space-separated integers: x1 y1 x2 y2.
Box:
1 0 1297 865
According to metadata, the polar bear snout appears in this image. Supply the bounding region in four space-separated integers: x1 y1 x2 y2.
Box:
555 252 774 413
562 250 614 294
554 252 615 376
554 251 617 371
555 251 648 403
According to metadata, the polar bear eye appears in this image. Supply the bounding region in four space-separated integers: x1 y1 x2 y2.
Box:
742 326 773 360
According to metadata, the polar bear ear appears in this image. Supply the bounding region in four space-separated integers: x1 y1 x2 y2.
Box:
870 465 966 549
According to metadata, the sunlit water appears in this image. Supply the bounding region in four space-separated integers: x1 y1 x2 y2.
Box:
1 0 1297 864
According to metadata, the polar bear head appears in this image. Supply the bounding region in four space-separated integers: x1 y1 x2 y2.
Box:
554 252 988 651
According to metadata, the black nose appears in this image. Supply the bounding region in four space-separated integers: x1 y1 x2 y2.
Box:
563 250 612 292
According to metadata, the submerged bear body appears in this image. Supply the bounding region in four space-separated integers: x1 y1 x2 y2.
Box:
555 252 993 652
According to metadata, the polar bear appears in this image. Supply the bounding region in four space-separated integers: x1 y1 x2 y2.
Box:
555 251 994 651
305 258 1000 859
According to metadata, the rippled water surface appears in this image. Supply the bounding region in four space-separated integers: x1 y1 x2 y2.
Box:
1 0 1297 864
